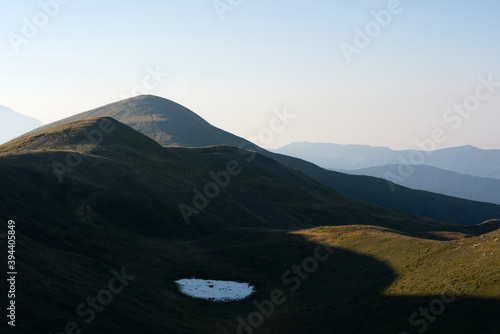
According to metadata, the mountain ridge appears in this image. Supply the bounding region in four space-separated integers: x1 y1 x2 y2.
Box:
5 116 459 235
26 96 241 148
274 141 500 179
21 95 500 226
341 164 500 205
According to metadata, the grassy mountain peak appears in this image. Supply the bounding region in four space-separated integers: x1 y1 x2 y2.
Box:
19 96 500 226
27 95 241 147
0 117 164 157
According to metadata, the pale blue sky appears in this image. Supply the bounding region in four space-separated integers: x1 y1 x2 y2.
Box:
1 0 499 149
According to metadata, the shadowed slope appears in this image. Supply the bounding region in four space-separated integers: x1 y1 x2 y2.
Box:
342 164 500 205
24 95 500 226
1 221 499 333
1 117 474 237
1 117 499 333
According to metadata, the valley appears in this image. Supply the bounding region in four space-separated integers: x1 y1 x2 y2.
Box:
0 99 498 334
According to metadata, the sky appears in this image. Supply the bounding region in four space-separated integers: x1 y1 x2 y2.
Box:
1 0 499 150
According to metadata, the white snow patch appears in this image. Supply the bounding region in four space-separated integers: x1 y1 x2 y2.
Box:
175 278 255 302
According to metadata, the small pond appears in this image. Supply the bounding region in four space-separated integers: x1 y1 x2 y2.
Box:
175 278 255 302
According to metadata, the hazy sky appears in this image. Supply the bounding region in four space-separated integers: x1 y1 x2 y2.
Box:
1 0 499 150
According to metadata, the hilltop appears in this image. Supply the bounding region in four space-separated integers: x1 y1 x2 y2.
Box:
26 96 240 148
26 95 500 226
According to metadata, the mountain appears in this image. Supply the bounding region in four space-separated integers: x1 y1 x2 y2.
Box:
424 145 500 179
26 96 240 147
342 165 500 205
274 142 500 180
274 142 399 170
0 117 460 236
27 95 500 226
1 118 499 333
0 105 44 144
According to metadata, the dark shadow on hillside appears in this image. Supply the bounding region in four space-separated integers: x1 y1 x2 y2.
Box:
2 225 499 334
1 124 499 334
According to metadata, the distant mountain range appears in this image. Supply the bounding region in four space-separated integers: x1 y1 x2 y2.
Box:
26 95 500 226
0 105 44 144
341 164 500 205
274 142 500 180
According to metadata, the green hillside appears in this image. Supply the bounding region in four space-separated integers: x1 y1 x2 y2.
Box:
1 117 471 238
25 95 500 226
25 96 240 148
3 224 498 334
1 118 499 333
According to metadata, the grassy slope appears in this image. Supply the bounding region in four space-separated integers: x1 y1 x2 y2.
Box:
2 223 499 334
1 118 499 333
24 96 239 148
22 95 500 226
1 117 474 237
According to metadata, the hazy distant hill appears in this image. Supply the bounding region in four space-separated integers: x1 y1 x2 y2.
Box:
27 95 500 226
274 142 398 169
274 142 500 180
342 165 500 205
0 105 43 144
